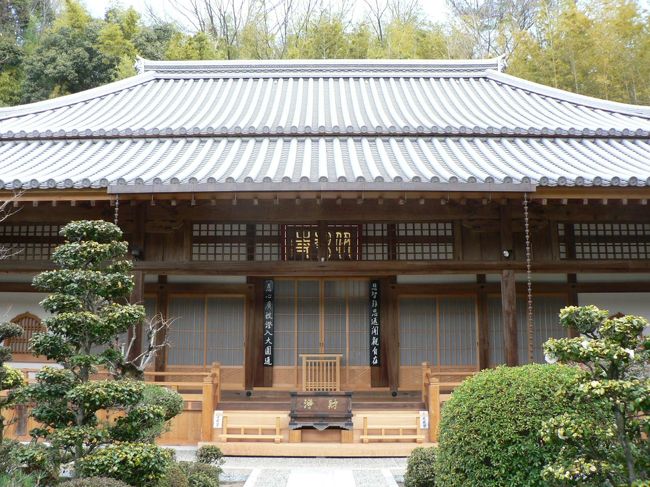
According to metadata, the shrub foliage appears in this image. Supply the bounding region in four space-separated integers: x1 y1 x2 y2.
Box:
405 446 436 487
77 442 172 486
541 306 650 485
434 364 604 487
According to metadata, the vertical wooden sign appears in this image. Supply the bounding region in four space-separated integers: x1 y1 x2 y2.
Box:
369 280 380 366
263 279 274 366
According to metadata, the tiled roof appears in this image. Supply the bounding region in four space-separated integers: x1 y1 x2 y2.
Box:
1 58 649 192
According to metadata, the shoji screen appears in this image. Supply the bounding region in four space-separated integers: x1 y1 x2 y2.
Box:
167 296 245 367
167 297 205 366
399 297 477 367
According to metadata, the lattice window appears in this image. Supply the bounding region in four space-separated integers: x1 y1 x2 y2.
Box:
361 224 388 260
192 221 454 261
6 313 45 355
396 222 454 260
559 222 650 260
0 224 62 260
192 223 280 261
362 222 454 261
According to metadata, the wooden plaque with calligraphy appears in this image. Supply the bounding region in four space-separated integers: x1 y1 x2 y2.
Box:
289 392 353 431
281 224 361 261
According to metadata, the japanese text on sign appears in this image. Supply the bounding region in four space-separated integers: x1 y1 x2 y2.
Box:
369 280 380 367
263 279 274 366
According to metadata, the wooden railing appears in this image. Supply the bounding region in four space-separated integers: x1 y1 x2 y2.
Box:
5 362 222 443
421 362 441 442
301 354 341 391
420 363 480 442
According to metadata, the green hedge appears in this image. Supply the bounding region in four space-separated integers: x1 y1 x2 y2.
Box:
405 447 436 487
77 443 172 487
434 364 606 487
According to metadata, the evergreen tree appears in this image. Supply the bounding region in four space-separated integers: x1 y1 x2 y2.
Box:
26 220 172 474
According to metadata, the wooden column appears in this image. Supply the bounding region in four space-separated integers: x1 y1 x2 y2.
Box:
387 281 400 391
476 274 490 369
154 275 168 373
128 270 144 361
127 202 146 361
501 269 518 366
567 273 580 337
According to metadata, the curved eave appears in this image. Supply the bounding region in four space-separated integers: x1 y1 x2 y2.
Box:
487 71 650 119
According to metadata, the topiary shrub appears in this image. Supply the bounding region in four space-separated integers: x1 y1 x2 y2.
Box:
63 477 132 487
142 385 184 421
196 445 224 466
434 364 608 487
158 461 190 487
178 461 221 487
405 447 436 487
77 442 172 487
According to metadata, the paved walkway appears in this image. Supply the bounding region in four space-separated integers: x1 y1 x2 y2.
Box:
170 448 407 487
229 457 405 487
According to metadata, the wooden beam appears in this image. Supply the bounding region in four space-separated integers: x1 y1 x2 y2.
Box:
476 274 490 369
8 259 650 275
143 283 249 294
500 270 518 366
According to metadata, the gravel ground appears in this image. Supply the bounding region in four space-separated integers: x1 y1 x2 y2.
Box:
165 448 407 487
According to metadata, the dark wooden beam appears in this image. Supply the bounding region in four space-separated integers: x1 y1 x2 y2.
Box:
476 274 490 369
143 283 249 294
501 269 518 366
8 259 650 275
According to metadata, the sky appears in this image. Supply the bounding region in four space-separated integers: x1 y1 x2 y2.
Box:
83 0 451 29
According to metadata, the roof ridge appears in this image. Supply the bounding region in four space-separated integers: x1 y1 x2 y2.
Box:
488 70 650 119
137 57 501 75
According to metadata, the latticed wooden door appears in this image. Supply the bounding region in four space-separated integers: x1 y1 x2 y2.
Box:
7 313 44 355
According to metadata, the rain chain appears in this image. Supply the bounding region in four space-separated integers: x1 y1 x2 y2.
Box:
523 193 534 363
114 193 120 226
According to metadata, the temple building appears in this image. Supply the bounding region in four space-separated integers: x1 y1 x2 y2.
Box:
1 58 650 451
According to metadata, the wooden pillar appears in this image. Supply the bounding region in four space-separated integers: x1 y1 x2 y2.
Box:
128 270 144 361
567 273 580 337
387 281 400 391
154 275 168 373
501 269 518 366
476 274 490 369
127 202 146 362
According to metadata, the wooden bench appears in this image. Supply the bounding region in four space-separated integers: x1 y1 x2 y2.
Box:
220 414 284 443
360 413 425 443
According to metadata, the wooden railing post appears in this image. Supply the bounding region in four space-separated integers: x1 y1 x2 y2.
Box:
335 355 341 391
428 378 440 443
210 362 221 406
202 375 215 442
421 362 430 403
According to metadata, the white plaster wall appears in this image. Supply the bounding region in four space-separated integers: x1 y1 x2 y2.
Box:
0 292 49 322
578 292 650 321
